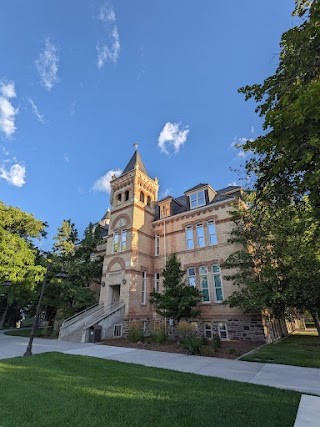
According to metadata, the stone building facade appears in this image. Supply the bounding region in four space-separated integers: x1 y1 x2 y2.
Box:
97 149 269 342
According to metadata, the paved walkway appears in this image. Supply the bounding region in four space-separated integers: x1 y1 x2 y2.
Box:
1 330 320 426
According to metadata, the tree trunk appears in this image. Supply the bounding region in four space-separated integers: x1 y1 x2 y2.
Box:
310 309 320 337
0 303 9 329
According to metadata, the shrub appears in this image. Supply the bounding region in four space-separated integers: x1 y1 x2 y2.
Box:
179 331 203 355
128 323 144 343
212 334 221 352
148 331 168 344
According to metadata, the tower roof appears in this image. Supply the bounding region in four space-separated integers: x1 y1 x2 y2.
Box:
121 149 147 176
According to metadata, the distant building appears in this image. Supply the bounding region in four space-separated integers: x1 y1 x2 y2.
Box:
59 149 285 343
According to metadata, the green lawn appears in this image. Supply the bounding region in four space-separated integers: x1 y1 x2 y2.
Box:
4 328 58 338
0 353 299 427
241 334 320 368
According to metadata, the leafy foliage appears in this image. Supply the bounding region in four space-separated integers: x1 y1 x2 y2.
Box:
0 202 47 327
43 222 102 322
224 194 320 335
239 1 320 215
149 253 201 323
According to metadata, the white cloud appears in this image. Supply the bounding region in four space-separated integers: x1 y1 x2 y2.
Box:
96 4 120 68
0 81 18 138
64 153 70 163
161 188 172 198
251 126 255 134
1 146 10 156
158 122 189 155
228 181 239 187
35 38 59 91
230 136 253 159
93 168 122 193
28 98 44 123
99 3 116 23
0 82 16 98
0 163 26 187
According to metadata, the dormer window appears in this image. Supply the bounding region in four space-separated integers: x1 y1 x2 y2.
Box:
190 190 205 209
160 202 170 218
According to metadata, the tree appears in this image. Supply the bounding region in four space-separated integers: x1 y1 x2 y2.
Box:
150 253 202 324
224 193 320 336
43 222 102 323
239 1 320 215
0 202 47 327
53 219 79 258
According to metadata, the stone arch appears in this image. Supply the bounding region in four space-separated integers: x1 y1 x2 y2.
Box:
106 257 126 273
110 213 131 232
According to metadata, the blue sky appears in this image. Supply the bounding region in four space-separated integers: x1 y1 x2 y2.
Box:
0 0 296 250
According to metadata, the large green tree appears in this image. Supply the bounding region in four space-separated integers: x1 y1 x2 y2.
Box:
0 202 47 327
150 253 202 323
43 222 102 323
239 0 320 214
224 194 320 336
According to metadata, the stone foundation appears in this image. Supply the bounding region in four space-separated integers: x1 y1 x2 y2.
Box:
121 316 266 342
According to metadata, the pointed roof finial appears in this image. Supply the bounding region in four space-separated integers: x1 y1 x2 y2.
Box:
133 142 138 151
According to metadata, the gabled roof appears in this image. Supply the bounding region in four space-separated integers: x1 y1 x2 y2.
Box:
185 183 208 193
121 150 147 176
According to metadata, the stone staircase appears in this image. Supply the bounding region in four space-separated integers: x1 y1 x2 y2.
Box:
59 301 125 343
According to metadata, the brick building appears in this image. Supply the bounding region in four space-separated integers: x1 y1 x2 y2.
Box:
60 148 281 343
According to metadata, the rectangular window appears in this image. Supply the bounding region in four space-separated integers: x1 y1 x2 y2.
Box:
142 271 147 304
190 190 205 209
113 233 119 253
113 324 123 337
196 223 205 247
199 266 210 302
120 229 127 251
218 322 228 340
155 235 160 256
208 220 217 245
154 272 160 292
187 267 196 287
204 323 212 339
212 264 224 302
160 203 170 218
185 226 194 250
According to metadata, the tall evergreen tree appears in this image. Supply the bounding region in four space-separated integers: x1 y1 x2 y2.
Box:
150 253 201 323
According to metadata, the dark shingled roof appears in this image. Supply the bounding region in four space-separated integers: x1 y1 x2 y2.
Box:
154 184 241 220
121 150 147 176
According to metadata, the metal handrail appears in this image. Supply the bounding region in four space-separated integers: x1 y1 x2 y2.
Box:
62 303 99 327
60 300 125 335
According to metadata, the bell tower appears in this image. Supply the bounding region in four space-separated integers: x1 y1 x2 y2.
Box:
99 147 159 322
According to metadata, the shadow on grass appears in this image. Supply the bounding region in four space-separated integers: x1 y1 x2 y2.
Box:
0 353 300 427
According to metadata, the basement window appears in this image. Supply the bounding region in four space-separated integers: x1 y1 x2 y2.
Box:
113 324 123 337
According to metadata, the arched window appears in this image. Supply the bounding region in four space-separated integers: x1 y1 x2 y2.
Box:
147 196 151 206
125 190 129 201
140 191 145 203
117 193 122 202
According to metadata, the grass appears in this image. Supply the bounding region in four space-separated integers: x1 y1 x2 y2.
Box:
0 353 300 427
241 334 320 368
4 328 58 338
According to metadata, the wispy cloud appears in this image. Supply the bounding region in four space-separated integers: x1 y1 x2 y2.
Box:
93 168 122 193
96 3 120 68
161 188 172 198
69 100 77 117
251 126 255 134
64 153 70 163
28 98 44 123
35 38 59 91
230 136 253 159
0 162 26 187
0 81 18 138
158 122 189 155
